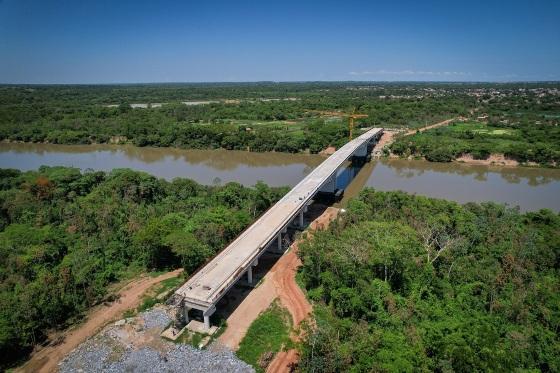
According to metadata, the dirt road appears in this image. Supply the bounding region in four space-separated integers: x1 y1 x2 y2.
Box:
372 130 397 157
265 207 340 373
404 117 457 136
266 349 299 373
373 117 458 157
215 207 339 372
277 206 339 330
18 269 183 373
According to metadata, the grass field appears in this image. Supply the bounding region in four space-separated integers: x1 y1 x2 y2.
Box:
236 301 292 372
391 120 560 164
444 121 519 136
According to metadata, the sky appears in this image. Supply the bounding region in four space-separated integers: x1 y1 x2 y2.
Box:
0 0 559 83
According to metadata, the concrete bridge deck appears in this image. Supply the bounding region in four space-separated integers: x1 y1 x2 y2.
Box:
175 128 383 328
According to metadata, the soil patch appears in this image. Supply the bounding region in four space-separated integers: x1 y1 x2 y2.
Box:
456 153 519 167
17 269 183 373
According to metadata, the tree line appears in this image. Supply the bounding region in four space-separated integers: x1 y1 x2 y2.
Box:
0 83 475 153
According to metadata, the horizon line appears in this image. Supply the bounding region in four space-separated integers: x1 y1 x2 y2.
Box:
1 80 560 86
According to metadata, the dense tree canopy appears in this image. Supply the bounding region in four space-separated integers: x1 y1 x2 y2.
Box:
298 190 560 372
0 167 286 369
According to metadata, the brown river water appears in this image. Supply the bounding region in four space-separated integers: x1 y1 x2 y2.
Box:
1 142 559 212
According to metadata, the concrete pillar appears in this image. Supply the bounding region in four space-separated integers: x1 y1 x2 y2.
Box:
202 306 215 330
183 306 190 324
247 266 253 284
299 210 304 227
277 233 282 251
253 258 258 266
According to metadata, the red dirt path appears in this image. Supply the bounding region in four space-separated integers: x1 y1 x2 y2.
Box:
17 269 183 373
266 207 340 373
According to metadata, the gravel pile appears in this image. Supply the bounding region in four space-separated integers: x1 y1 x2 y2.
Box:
105 345 253 373
141 307 172 330
59 341 113 372
59 307 254 373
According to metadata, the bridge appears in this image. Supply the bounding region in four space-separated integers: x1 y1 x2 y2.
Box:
175 128 384 329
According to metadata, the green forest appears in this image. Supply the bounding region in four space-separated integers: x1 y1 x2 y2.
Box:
298 190 560 372
390 121 560 165
0 166 286 369
0 82 479 153
2 82 558 156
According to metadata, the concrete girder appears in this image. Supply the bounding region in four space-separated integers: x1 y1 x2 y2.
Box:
319 174 337 193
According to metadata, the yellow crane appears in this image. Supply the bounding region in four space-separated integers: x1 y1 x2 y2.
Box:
310 109 369 140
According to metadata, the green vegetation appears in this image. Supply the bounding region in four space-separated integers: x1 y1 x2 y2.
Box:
237 301 292 372
136 276 185 313
0 82 474 153
0 166 286 369
298 189 560 372
391 120 560 165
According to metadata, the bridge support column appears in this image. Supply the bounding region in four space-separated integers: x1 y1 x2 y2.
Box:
203 306 215 330
299 210 304 227
247 266 253 284
183 306 190 324
277 233 282 251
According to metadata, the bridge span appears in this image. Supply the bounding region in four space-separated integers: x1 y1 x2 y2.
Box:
175 128 383 329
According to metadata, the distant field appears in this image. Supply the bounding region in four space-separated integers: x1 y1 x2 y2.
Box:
446 122 519 136
390 120 560 165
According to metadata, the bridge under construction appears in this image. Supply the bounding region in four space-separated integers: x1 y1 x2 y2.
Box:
175 127 383 329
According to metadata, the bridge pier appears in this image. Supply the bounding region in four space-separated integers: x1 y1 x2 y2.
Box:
203 306 215 330
247 266 253 284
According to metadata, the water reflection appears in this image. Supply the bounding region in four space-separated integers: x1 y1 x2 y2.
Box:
382 159 559 186
1 143 325 171
1 143 559 212
350 159 560 211
0 143 325 187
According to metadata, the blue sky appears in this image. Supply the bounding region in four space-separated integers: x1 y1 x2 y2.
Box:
0 0 559 83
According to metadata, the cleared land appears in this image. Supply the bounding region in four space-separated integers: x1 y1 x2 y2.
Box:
17 269 183 373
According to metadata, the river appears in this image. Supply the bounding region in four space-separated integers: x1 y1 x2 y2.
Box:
1 142 559 212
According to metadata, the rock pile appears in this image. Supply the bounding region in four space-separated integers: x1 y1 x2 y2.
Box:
59 306 253 373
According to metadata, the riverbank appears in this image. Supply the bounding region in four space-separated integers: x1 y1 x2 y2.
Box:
385 153 555 168
387 119 560 167
1 142 559 211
